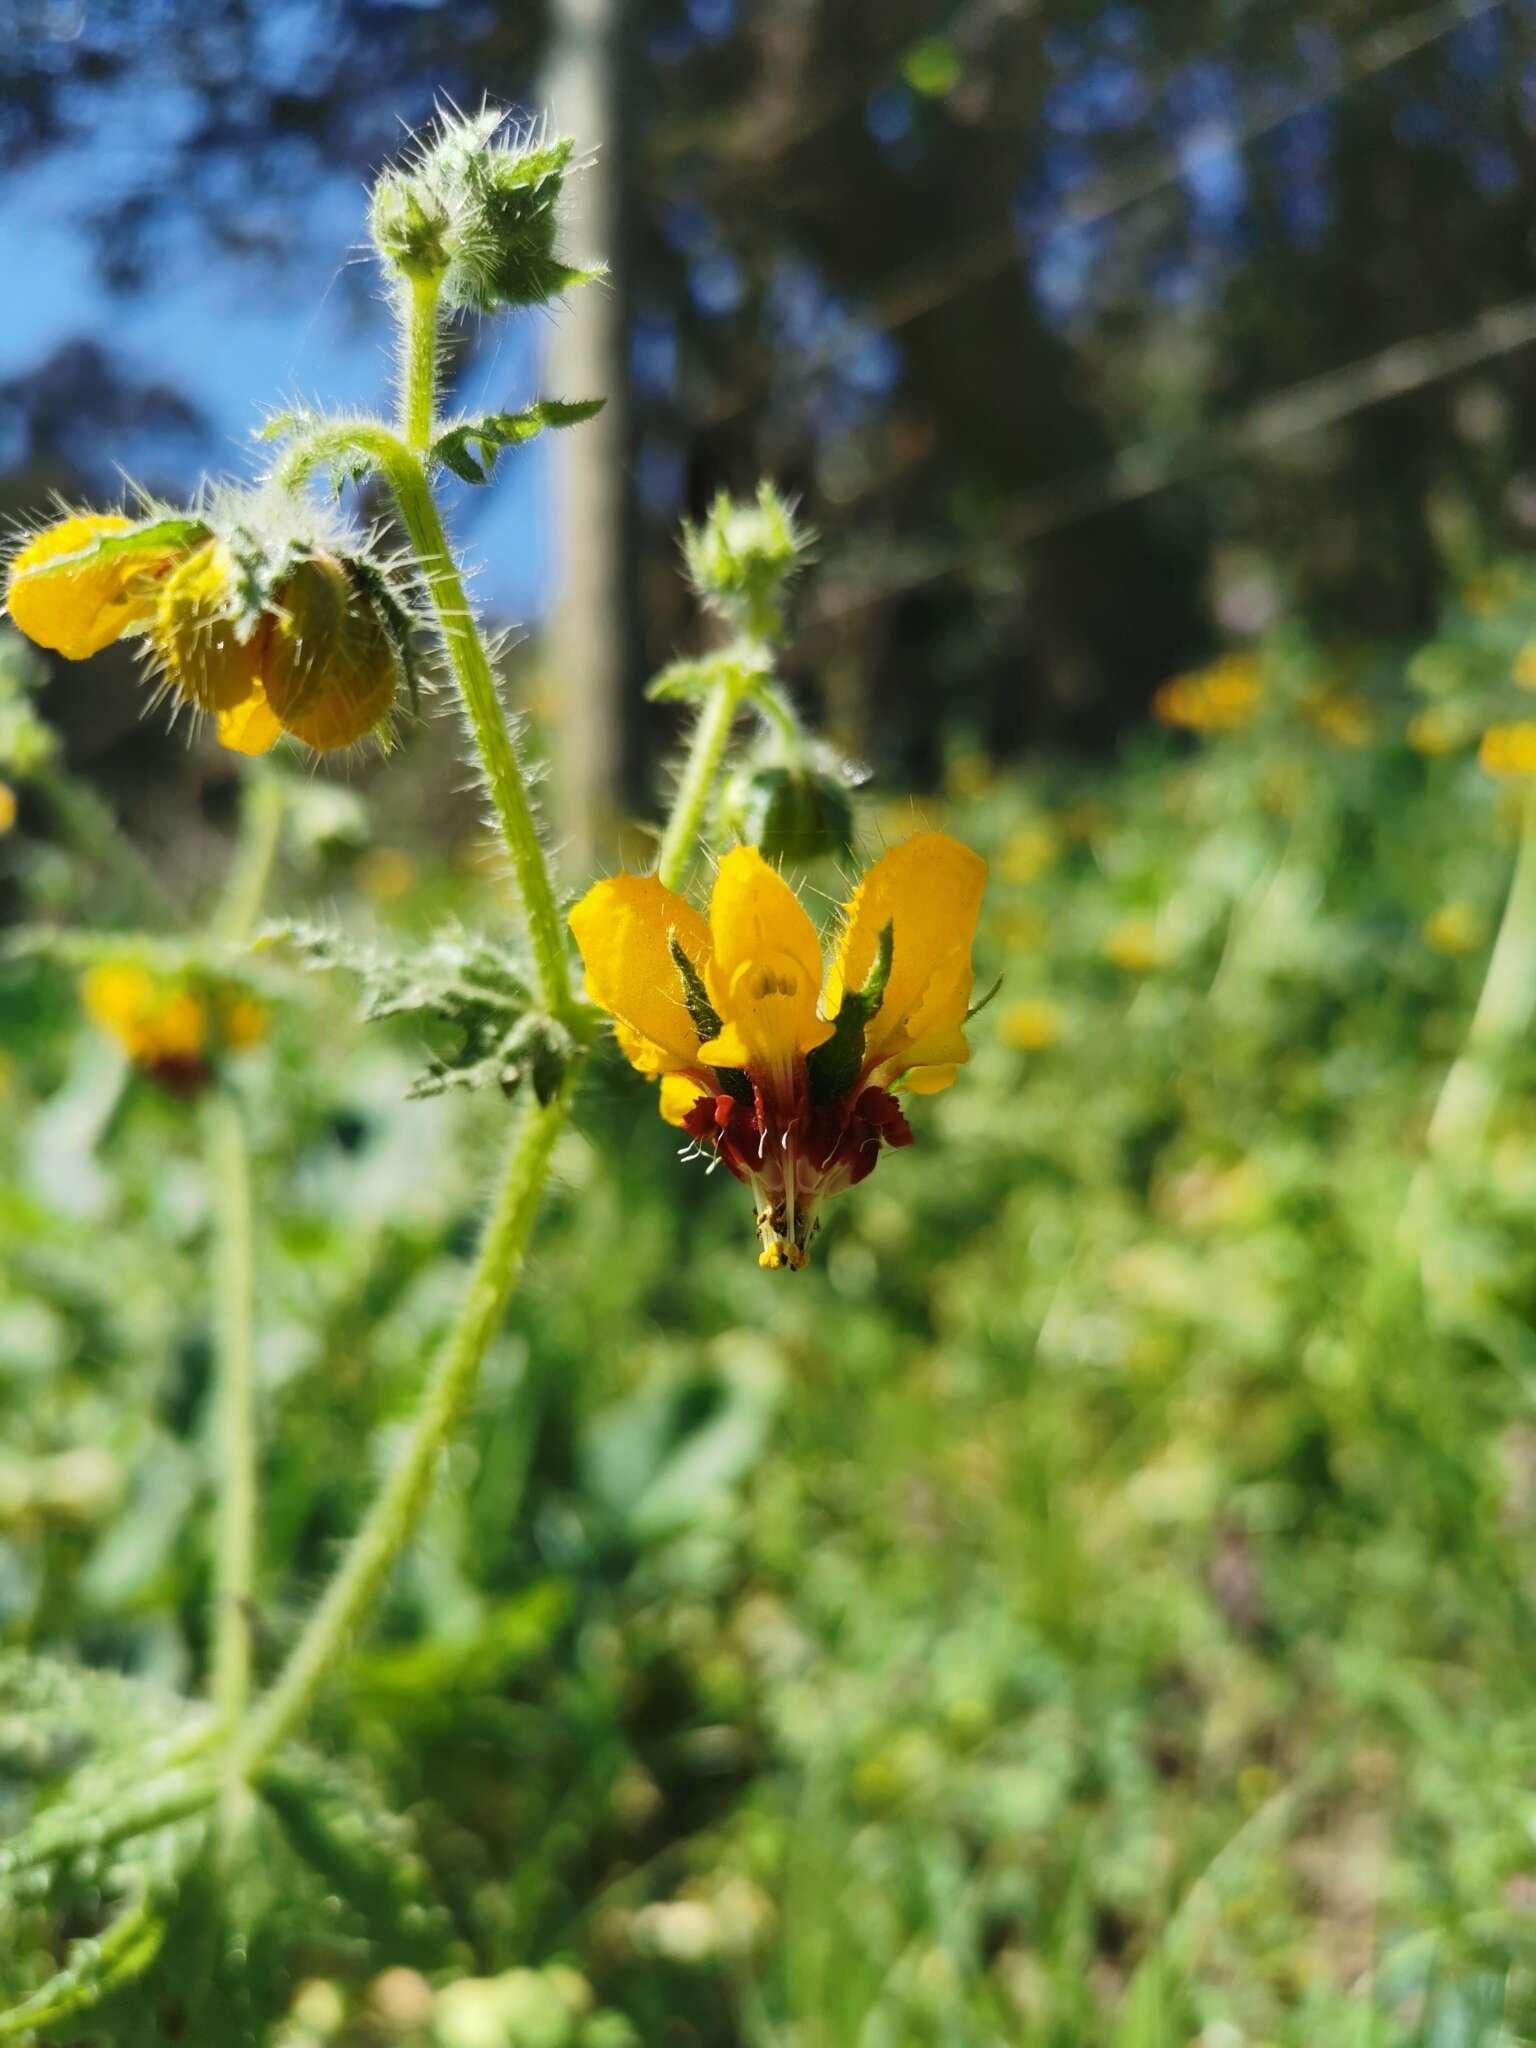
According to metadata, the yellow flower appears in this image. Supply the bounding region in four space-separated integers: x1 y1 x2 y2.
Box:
1153 653 1260 733
81 963 267 1094
1423 903 1484 957
998 823 1059 885
1515 643 1536 691
1300 689 1372 748
1480 723 1536 780
1407 707 1467 757
999 999 1062 1053
1104 919 1164 973
6 514 185 661
569 833 987 1268
0 783 15 836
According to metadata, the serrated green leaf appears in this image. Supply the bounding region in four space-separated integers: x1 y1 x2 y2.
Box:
430 398 605 486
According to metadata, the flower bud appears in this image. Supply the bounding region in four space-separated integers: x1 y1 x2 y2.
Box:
368 168 454 283
154 540 267 713
263 554 398 752
684 483 808 639
369 111 596 314
723 762 855 865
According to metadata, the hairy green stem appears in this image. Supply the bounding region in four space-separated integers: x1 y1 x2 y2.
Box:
401 277 443 453
212 771 284 945
1427 780 1536 1157
274 419 574 1023
656 682 741 892
231 1084 571 1780
206 1093 257 1735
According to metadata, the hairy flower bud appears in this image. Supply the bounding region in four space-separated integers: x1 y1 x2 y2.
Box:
368 169 455 283
723 763 856 865
683 483 809 640
154 541 266 713
264 555 399 752
368 110 597 314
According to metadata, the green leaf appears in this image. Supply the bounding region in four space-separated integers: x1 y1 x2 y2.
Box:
275 920 577 1101
431 398 605 485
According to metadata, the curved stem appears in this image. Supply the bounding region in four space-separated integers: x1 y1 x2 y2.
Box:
656 682 741 892
1427 780 1536 1158
231 1083 571 1781
275 421 574 1023
206 1094 257 1735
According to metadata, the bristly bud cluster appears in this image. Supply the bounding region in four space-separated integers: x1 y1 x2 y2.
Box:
4 493 422 757
682 482 811 645
368 107 602 314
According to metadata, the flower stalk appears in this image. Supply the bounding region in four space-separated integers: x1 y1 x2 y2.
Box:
206 1091 257 1736
656 677 743 892
231 1081 571 1780
1427 780 1536 1157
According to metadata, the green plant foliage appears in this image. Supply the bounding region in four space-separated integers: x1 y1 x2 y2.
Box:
431 401 606 487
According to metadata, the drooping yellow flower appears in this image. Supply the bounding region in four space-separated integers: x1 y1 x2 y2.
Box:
81 963 268 1095
6 515 186 661
153 542 401 757
569 834 987 1268
1480 723 1536 780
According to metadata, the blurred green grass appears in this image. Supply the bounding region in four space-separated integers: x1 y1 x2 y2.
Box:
8 624 1536 2042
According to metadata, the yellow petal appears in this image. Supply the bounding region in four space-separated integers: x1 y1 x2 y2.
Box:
81 963 156 1052
7 515 167 661
830 832 987 1081
900 1062 957 1096
216 690 283 756
569 874 711 1076
659 1073 709 1126
700 847 833 1073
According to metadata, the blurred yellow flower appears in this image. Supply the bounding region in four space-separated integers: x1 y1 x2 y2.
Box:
999 999 1063 1052
1514 643 1536 691
1423 903 1484 957
1463 568 1520 618
81 963 268 1094
0 782 15 836
1103 920 1165 973
1153 653 1260 733
945 750 993 801
1407 707 1467 757
998 823 1059 885
357 846 416 901
1300 690 1373 748
1480 723 1536 779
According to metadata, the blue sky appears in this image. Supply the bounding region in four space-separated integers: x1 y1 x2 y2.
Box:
4 79 556 624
